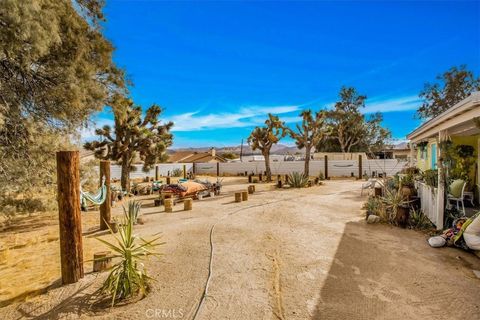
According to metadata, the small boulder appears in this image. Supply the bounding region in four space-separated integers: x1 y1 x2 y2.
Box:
367 214 381 224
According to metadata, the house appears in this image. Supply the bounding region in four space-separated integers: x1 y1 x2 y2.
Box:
407 91 480 229
372 142 414 164
167 148 227 163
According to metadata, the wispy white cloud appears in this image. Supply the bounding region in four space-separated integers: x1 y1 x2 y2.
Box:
169 105 300 131
364 95 421 113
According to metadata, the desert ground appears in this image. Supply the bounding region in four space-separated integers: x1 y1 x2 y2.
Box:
0 178 479 320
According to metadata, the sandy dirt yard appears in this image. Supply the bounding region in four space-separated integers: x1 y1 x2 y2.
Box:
0 178 479 320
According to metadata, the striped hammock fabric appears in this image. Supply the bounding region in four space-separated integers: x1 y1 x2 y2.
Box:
81 184 107 207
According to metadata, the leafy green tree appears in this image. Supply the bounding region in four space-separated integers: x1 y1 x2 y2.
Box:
322 87 390 153
248 114 286 182
85 96 174 191
417 65 480 119
288 110 326 177
0 0 124 200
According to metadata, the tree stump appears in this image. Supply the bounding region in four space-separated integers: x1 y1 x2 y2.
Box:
166 177 171 184
154 199 162 206
93 251 112 272
184 198 193 211
241 191 248 201
374 187 383 197
248 185 255 194
164 198 173 213
235 192 242 203
277 180 283 188
258 173 263 182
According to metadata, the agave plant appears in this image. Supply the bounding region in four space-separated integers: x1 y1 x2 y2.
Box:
124 200 141 224
287 172 309 188
98 202 164 306
409 208 433 230
381 189 411 224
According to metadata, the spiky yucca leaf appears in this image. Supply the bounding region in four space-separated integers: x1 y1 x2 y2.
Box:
288 172 309 188
97 201 164 306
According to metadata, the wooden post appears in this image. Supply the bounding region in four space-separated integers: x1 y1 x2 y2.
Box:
184 198 192 211
56 151 84 284
216 162 220 177
155 165 159 181
358 155 362 180
259 173 262 182
164 198 173 213
93 251 112 272
99 160 111 230
192 163 196 177
166 177 171 184
241 191 248 201
183 164 187 179
235 192 242 202
324 155 329 180
248 174 253 183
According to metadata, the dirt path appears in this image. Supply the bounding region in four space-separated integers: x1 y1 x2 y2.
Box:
0 179 479 319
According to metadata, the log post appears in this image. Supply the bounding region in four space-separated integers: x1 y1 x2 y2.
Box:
241 190 248 201
164 198 173 213
184 198 192 211
155 165 159 181
358 155 362 180
99 160 111 230
183 164 187 179
56 151 84 284
93 251 112 272
248 185 255 194
192 163 196 177
248 174 253 183
324 155 329 180
259 173 262 182
166 177 171 184
216 162 220 177
234 192 242 202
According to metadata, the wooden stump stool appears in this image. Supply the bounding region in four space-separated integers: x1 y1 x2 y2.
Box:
235 192 242 203
164 198 174 213
93 251 112 272
241 190 248 201
184 198 192 211
248 185 255 194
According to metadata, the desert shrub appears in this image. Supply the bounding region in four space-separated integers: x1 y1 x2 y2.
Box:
171 168 183 177
401 166 420 175
318 171 325 181
288 172 309 188
98 201 164 306
409 208 433 230
399 174 414 188
363 196 384 219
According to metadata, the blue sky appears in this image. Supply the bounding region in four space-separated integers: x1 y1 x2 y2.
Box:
85 1 480 148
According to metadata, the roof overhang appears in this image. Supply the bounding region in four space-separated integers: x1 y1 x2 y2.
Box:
407 92 480 142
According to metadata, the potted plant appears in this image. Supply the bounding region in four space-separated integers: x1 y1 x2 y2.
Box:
381 189 412 228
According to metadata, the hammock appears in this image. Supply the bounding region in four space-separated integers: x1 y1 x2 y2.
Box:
81 180 107 208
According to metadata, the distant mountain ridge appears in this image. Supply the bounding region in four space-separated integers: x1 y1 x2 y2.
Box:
170 144 304 155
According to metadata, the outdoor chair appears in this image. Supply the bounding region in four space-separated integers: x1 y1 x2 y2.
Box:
447 179 467 215
361 178 384 196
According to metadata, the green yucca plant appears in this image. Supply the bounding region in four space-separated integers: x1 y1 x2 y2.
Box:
288 172 309 188
409 208 433 230
124 200 141 224
97 201 164 306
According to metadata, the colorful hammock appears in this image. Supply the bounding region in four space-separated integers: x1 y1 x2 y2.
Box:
81 183 107 208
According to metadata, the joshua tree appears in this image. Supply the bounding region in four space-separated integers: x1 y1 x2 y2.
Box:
247 114 286 182
85 96 173 191
289 110 326 177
